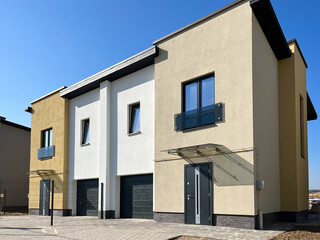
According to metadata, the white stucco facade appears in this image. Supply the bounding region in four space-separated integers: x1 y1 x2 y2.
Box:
67 65 155 216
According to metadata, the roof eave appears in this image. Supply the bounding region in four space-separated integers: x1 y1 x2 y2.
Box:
30 86 67 105
60 46 158 100
288 38 308 68
307 93 317 121
250 0 291 60
0 118 31 132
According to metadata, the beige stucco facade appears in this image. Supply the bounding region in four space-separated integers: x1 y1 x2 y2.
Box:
278 41 309 213
252 13 280 215
154 0 313 227
29 89 69 214
154 1 256 217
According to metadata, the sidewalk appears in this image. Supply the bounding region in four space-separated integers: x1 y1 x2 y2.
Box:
0 215 283 240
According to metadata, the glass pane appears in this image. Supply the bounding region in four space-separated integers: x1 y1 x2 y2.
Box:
201 76 214 107
131 106 140 132
85 121 90 144
45 130 49 147
185 82 198 111
82 120 90 144
49 129 52 146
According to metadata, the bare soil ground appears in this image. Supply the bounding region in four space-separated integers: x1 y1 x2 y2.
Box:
269 225 320 240
0 212 27 216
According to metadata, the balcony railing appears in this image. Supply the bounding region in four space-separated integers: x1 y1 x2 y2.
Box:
38 146 55 160
174 103 223 131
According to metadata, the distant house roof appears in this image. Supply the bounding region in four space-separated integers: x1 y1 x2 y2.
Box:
0 116 30 132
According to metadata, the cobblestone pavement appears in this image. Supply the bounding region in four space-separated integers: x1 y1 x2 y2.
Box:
0 215 283 240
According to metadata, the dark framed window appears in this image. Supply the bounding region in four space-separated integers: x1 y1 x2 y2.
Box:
41 128 52 148
300 95 305 158
81 119 90 145
183 74 215 112
129 103 140 134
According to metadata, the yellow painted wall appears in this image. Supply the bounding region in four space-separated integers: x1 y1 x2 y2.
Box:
29 91 69 211
292 43 309 211
154 1 256 216
278 41 309 212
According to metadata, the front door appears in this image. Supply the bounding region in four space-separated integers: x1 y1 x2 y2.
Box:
185 162 212 225
39 179 50 216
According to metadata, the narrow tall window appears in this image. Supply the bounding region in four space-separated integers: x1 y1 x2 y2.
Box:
129 103 140 134
81 119 90 145
300 96 305 158
41 128 52 147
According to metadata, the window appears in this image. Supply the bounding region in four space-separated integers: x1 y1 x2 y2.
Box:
183 74 214 112
41 128 52 148
81 119 90 145
300 95 305 158
175 74 220 131
129 103 140 134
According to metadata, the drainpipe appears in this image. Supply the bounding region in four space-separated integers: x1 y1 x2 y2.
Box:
255 148 264 230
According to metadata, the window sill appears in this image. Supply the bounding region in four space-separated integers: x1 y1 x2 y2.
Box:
128 131 141 136
39 157 53 161
81 143 90 147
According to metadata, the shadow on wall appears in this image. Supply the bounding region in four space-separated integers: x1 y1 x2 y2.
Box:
155 48 168 64
33 171 64 193
182 145 254 186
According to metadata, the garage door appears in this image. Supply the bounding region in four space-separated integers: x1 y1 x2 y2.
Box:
120 174 153 219
77 179 98 216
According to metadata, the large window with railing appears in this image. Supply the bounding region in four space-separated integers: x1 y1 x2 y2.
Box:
38 128 54 160
175 74 223 131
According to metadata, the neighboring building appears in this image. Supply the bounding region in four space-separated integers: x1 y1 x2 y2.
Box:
26 87 70 216
0 116 30 212
25 0 318 229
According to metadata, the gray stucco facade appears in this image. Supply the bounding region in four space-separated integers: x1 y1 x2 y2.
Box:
0 116 30 212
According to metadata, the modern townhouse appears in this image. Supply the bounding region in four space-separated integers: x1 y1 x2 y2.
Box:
26 87 70 216
0 116 30 213
60 48 156 218
26 0 317 230
153 0 317 229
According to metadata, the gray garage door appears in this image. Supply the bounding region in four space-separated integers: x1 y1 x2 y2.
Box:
77 179 98 216
120 174 153 219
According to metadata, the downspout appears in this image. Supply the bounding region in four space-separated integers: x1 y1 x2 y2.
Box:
254 147 263 229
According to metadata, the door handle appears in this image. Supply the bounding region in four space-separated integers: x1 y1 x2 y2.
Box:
187 195 193 200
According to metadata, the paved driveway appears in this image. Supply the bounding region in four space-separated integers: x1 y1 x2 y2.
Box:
0 215 283 240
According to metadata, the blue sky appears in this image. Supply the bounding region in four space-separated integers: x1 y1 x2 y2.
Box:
0 0 319 188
